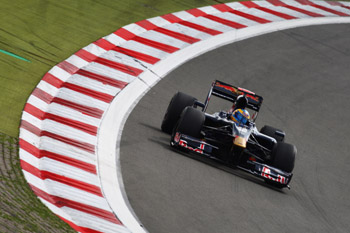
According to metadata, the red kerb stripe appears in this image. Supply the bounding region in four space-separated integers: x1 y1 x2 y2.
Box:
114 28 136 40
239 1 259 8
266 0 285 6
162 14 182 23
76 69 128 88
186 8 207 17
203 15 246 29
23 103 45 120
75 49 98 62
240 1 297 19
41 149 97 174
22 121 95 155
284 5 324 17
267 0 324 17
40 131 95 153
136 20 157 30
43 113 97 136
153 27 200 44
94 38 116 51
63 82 114 103
21 160 102 196
51 97 104 119
30 184 122 225
19 139 97 174
295 0 349 16
112 46 160 64
294 0 312 4
19 139 40 157
32 88 54 104
42 73 64 88
21 120 41 136
212 2 271 24
57 61 79 75
230 9 272 23
94 57 144 76
161 12 222 36
326 1 342 6
326 1 350 10
213 3 233 12
133 36 179 53
114 28 179 53
258 7 297 20
58 216 103 233
178 21 222 35
139 13 219 37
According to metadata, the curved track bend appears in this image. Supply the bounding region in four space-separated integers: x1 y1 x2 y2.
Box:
121 24 350 233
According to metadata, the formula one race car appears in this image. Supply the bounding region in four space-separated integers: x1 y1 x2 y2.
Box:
161 80 296 189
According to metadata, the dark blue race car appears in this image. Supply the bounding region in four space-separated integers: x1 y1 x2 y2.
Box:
161 80 296 189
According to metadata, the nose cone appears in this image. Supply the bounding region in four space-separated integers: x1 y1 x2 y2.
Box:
234 136 246 148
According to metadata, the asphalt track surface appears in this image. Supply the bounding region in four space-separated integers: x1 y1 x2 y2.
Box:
120 24 350 233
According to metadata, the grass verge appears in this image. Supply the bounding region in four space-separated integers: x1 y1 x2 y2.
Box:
0 132 75 232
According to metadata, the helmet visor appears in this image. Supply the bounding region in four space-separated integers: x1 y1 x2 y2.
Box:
234 110 247 125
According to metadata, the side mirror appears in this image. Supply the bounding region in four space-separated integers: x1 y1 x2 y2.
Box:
193 101 205 111
275 130 285 138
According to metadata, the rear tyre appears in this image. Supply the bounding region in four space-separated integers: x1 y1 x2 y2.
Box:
161 92 197 134
260 125 285 142
271 142 296 173
176 107 205 138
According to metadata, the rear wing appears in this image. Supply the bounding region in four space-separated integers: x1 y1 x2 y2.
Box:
204 80 263 112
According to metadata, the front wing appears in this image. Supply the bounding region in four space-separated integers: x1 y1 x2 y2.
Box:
171 132 293 188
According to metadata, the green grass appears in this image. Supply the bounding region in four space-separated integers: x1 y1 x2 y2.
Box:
0 132 76 232
0 0 236 138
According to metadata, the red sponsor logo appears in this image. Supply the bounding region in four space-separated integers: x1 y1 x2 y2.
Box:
174 132 181 143
179 140 205 154
216 83 259 102
238 87 255 95
217 84 237 93
262 166 286 184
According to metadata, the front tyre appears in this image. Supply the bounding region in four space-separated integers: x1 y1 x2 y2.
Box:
271 142 296 173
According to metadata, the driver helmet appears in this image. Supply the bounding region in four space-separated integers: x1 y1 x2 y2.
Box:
231 109 250 125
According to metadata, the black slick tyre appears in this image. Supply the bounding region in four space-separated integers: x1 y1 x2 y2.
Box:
271 142 296 173
161 92 197 134
264 142 296 188
176 107 205 138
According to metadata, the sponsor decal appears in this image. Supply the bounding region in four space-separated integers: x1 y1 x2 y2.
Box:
174 132 181 143
215 82 260 102
262 166 286 184
179 139 205 154
234 136 246 148
216 83 238 94
238 87 255 95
